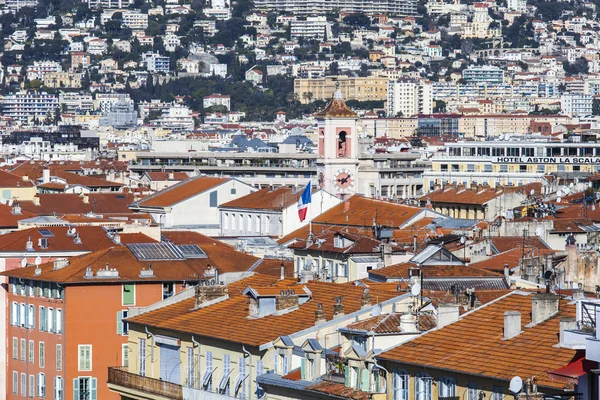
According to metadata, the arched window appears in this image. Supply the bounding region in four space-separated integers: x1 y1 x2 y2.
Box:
338 131 347 157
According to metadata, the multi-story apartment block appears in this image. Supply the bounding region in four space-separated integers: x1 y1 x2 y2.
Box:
387 78 433 117
194 20 217 37
295 76 388 103
290 16 331 39
88 0 131 9
462 65 505 84
142 53 170 73
4 0 37 12
561 93 593 117
70 52 91 70
2 92 59 124
43 73 82 89
203 94 231 111
255 0 417 15
26 61 62 81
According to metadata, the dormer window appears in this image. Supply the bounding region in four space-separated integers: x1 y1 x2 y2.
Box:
334 236 344 248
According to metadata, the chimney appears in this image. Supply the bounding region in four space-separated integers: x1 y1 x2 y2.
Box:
276 289 299 310
504 263 510 279
435 226 443 236
195 285 229 308
333 297 345 317
437 303 460 329
573 288 585 301
425 198 432 210
113 233 121 244
413 234 417 253
42 169 50 184
280 262 285 280
315 303 326 325
531 293 559 325
168 172 174 180
503 311 522 340
22 174 29 182
399 313 418 333
32 195 40 206
82 194 89 204
559 316 576 345
344 201 350 212
360 288 371 308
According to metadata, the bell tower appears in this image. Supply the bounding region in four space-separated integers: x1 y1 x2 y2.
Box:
314 84 359 198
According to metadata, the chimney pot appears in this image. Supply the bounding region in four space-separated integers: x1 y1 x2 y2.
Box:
437 303 460 329
559 316 576 345
333 297 345 317
531 293 559 325
503 310 522 340
315 303 326 325
361 288 371 308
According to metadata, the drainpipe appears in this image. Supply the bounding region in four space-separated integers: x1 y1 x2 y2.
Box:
191 336 200 389
373 357 389 400
145 326 155 378
242 345 252 400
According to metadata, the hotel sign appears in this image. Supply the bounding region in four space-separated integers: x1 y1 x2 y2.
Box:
493 157 600 164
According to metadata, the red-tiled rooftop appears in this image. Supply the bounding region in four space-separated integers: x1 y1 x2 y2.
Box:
134 176 229 207
378 292 577 389
423 183 543 206
369 262 501 280
126 280 401 346
220 187 302 211
19 193 135 215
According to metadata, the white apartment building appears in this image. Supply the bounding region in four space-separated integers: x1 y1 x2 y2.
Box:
207 63 227 78
88 0 132 9
462 65 505 84
2 92 59 124
4 0 37 12
58 92 94 112
203 7 231 19
255 0 417 15
142 53 170 73
387 78 433 117
290 16 331 40
162 33 181 52
203 94 231 111
194 20 217 36
154 105 195 131
26 61 62 81
507 0 526 13
95 93 133 115
101 9 148 29
561 93 593 117
86 38 107 55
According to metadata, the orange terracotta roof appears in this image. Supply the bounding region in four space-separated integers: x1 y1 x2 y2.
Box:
313 95 358 118
144 172 189 181
378 292 577 390
0 226 141 253
0 169 35 188
423 183 543 206
370 262 501 279
289 230 387 254
252 258 295 278
134 176 229 207
490 236 552 253
21 193 135 215
0 204 36 228
306 381 372 400
126 281 401 346
313 196 424 227
0 245 229 283
221 187 302 210
162 231 259 272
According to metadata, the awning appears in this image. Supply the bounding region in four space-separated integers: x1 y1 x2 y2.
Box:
547 353 598 384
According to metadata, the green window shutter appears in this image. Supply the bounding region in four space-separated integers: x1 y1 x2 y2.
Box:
344 366 350 387
360 369 369 392
123 284 134 305
91 378 97 400
116 311 123 335
300 358 306 380
73 379 79 400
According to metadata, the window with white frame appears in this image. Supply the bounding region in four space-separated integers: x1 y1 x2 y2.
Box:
187 347 195 387
39 342 45 368
21 338 26 361
439 377 456 399
39 306 46 331
56 344 62 371
20 303 26 327
203 351 213 391
28 305 35 329
116 310 128 335
11 302 18 326
54 376 63 400
37 373 46 398
78 345 92 371
13 371 18 394
467 382 479 400
47 308 54 333
29 340 34 363
29 374 34 398
392 370 409 400
139 339 146 376
74 377 96 400
122 344 129 368
415 374 432 400
13 337 18 359
56 309 62 334
21 373 26 396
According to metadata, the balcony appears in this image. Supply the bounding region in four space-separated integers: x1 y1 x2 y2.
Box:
107 367 182 400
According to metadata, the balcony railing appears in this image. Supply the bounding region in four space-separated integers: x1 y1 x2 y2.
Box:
108 367 183 399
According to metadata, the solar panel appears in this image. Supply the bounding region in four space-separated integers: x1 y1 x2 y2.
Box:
127 243 185 261
38 229 54 237
177 244 207 259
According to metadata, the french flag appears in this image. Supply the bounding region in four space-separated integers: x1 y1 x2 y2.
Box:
298 182 312 222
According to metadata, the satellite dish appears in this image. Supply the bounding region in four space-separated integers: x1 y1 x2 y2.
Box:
35 256 42 266
509 376 523 394
371 305 382 317
460 236 466 244
411 283 422 297
557 197 561 203
21 258 27 268
530 189 535 196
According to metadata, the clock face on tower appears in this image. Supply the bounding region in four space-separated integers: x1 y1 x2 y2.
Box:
334 169 354 192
